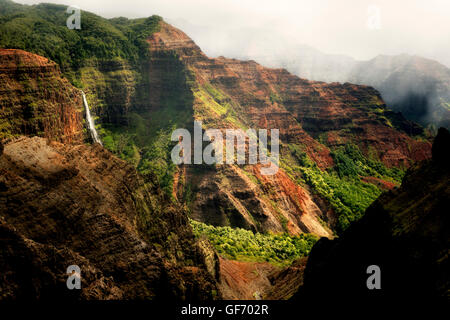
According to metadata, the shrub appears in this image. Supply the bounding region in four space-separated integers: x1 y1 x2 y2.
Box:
190 219 318 266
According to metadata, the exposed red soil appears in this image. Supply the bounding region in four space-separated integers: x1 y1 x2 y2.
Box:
147 22 432 169
218 257 307 300
361 176 398 190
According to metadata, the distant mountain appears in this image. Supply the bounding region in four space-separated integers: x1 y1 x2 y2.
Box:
240 43 357 85
238 47 450 129
348 54 450 129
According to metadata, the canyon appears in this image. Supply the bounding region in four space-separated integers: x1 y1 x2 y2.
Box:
145 21 431 236
0 0 444 300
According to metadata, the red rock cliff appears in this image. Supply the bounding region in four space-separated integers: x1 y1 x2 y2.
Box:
0 136 218 299
145 22 431 237
147 22 431 168
0 49 85 144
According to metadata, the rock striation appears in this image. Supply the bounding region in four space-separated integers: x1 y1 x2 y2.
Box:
0 136 217 300
0 49 85 144
146 22 431 236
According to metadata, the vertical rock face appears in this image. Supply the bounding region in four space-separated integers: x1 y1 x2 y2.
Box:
0 49 85 144
146 22 334 237
79 59 139 125
0 137 217 300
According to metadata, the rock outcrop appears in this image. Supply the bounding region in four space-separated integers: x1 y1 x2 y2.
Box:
0 49 85 144
0 136 217 300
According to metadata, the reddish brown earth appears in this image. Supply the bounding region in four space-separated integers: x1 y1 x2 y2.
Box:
252 165 331 236
0 136 217 300
218 257 307 300
361 176 397 190
147 22 431 168
0 49 85 144
218 258 278 300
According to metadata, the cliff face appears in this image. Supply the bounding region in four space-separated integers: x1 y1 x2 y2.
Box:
145 22 431 237
79 58 139 126
0 136 217 300
148 22 431 168
295 128 449 298
236 38 450 129
0 49 85 144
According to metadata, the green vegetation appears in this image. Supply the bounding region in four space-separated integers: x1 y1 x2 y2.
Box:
194 83 247 129
284 143 405 232
191 219 318 266
0 0 161 78
269 92 282 105
0 1 198 196
100 115 180 196
331 144 405 181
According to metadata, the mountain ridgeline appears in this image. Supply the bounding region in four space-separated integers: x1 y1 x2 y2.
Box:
237 43 450 130
0 0 444 299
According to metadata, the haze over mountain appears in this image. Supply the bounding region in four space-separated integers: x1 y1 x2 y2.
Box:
13 0 450 128
162 6 450 129
0 0 447 301
14 0 450 67
232 41 450 129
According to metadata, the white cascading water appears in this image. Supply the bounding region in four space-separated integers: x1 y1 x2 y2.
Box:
81 91 102 145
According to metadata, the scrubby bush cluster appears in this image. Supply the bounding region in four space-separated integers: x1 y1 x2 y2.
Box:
191 219 318 266
285 143 405 232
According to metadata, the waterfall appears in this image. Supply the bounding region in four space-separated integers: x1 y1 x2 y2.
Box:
81 91 102 145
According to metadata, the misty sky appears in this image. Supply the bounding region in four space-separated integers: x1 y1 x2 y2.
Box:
14 0 450 67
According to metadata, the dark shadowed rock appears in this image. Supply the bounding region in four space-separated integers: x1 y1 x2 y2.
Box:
432 127 450 164
0 137 218 300
294 131 449 299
